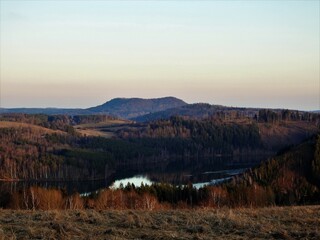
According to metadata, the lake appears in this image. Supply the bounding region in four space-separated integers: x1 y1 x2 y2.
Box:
0 154 270 194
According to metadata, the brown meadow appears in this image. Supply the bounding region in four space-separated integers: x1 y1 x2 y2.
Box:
0 206 319 240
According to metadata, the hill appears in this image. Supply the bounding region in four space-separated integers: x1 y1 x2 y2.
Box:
1 98 319 123
116 116 319 152
220 134 320 206
0 121 66 135
0 114 319 210
133 103 259 122
0 97 187 118
87 97 187 119
0 108 91 115
0 112 318 181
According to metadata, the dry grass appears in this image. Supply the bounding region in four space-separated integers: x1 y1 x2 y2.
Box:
0 206 319 239
74 128 115 138
0 121 65 135
74 119 132 138
74 119 131 129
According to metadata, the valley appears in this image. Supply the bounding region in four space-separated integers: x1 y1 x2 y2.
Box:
0 97 319 210
2 1 318 238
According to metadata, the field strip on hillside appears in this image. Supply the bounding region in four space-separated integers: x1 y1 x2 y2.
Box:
74 119 132 129
0 121 66 135
75 128 115 138
74 119 133 138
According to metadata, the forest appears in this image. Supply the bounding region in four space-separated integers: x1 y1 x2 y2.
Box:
0 134 319 210
0 114 270 181
0 110 319 210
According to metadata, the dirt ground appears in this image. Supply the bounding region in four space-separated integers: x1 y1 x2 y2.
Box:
0 206 319 240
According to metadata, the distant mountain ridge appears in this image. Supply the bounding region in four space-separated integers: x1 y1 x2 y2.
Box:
0 108 92 115
132 103 258 122
0 97 319 121
87 97 187 119
0 97 187 119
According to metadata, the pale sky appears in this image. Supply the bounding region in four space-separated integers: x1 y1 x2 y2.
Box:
0 0 319 110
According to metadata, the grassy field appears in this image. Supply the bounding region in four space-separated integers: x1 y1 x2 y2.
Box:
74 119 132 138
0 206 319 239
0 121 65 135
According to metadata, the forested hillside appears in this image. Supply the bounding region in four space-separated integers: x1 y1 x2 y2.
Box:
133 103 254 122
120 115 319 152
0 97 187 118
88 97 187 118
0 135 319 210
0 114 118 131
0 111 319 209
0 112 318 181
218 134 320 206
118 116 263 154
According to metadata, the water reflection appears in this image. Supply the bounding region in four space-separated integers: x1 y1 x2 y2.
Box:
0 154 270 194
110 176 153 189
192 177 233 189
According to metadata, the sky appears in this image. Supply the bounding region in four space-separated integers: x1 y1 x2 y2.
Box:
0 0 319 110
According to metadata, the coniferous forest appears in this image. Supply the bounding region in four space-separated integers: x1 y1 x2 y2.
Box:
0 109 319 210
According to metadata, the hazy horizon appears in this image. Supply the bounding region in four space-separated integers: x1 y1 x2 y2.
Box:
0 95 319 112
0 1 319 111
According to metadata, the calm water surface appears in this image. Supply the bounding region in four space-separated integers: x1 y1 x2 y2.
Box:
0 155 270 194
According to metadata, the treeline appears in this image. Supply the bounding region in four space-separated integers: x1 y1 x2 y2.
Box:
2 184 207 210
221 134 320 206
0 124 165 180
0 183 275 210
1 135 319 210
0 124 196 180
257 109 320 124
118 116 263 154
0 117 309 181
0 113 117 132
0 113 318 181
0 136 320 210
0 127 116 180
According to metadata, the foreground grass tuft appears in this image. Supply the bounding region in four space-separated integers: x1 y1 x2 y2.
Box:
0 206 319 239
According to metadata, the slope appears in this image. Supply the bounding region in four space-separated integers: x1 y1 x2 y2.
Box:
87 97 187 119
133 103 257 122
222 134 320 206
